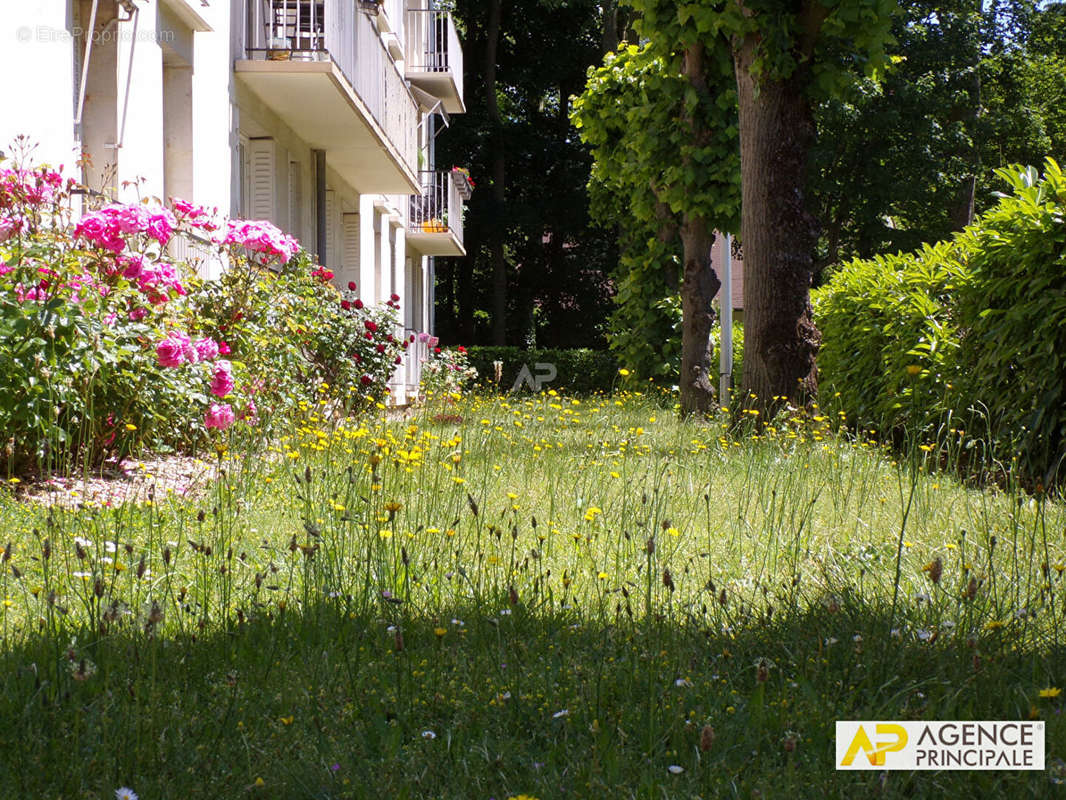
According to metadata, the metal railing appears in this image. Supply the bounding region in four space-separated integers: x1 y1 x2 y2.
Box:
405 8 463 88
169 230 223 275
409 170 463 245
245 0 418 175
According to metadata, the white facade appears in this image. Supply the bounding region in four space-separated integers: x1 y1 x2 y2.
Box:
0 0 467 403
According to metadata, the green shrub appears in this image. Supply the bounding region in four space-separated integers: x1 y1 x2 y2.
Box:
955 160 1066 480
189 252 403 429
813 239 971 434
814 158 1066 481
419 344 478 397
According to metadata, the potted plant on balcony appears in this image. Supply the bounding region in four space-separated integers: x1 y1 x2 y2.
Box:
421 216 448 234
451 166 474 201
267 36 291 60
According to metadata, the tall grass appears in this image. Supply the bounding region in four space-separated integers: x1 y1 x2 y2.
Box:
0 391 1062 798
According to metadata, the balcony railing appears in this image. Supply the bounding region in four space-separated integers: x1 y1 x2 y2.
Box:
409 170 463 247
244 0 417 174
405 7 464 113
169 230 224 276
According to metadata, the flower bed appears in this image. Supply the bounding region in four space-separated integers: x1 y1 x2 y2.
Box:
0 148 404 474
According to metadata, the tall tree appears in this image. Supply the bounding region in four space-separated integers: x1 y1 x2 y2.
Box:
436 0 617 349
574 42 740 412
730 0 896 408
627 0 896 410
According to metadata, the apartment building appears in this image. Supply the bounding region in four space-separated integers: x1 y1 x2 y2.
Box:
0 0 467 402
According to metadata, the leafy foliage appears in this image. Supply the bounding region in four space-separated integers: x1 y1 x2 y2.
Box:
435 0 616 348
0 151 404 474
572 41 739 381
420 344 479 397
811 0 1066 271
189 253 404 430
813 240 971 433
815 159 1066 481
956 160 1066 479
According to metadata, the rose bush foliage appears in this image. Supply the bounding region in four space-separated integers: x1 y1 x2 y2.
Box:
0 151 404 473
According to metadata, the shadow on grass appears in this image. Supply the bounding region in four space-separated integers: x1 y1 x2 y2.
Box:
0 595 1063 799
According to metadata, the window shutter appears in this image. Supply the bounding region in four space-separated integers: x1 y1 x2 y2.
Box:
248 138 275 221
343 213 360 277
237 138 251 218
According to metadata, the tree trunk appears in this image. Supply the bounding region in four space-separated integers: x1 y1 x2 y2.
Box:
735 36 821 410
677 43 720 415
679 218 719 414
486 0 508 345
951 1 982 230
602 0 619 55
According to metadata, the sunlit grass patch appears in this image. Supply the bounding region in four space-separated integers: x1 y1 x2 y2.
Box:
0 391 1062 797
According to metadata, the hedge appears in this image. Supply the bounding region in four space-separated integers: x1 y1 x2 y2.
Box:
814 159 1066 482
464 347 620 394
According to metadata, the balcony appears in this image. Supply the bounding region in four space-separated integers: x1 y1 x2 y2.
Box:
236 0 419 194
407 171 465 257
405 8 465 114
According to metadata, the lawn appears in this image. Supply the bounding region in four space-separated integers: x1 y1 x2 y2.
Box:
0 390 1063 798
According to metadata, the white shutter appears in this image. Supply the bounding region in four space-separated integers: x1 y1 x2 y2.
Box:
288 161 302 241
248 138 275 221
325 190 337 268
343 213 360 278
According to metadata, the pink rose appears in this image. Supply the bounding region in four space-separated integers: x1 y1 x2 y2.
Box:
75 213 109 243
119 253 146 280
194 338 219 362
146 209 175 244
156 333 190 368
209 361 235 398
107 204 150 235
205 402 235 430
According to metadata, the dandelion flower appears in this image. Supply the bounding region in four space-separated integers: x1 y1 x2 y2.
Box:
1039 687 1062 699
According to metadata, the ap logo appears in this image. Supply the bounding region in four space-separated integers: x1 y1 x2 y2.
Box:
839 723 909 767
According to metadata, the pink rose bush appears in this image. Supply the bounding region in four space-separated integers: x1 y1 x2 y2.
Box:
1 145 409 471
420 340 478 396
